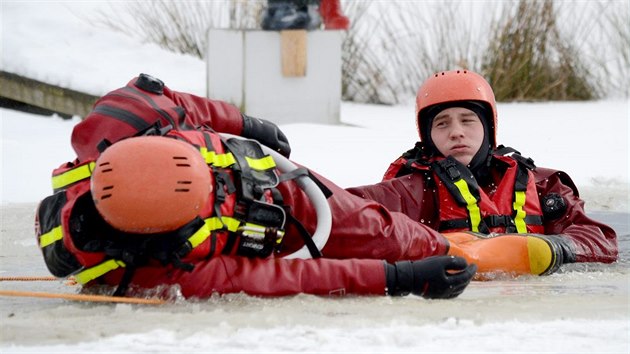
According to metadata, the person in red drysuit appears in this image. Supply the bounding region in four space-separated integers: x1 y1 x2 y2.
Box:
347 70 617 277
36 74 475 299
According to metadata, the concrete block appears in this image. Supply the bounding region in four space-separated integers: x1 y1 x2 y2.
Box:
207 29 342 125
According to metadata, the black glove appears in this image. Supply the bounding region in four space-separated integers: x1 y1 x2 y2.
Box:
526 234 576 275
385 256 477 299
241 115 291 158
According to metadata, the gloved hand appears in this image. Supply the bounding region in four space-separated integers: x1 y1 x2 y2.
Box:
525 234 576 275
241 115 291 158
385 256 477 299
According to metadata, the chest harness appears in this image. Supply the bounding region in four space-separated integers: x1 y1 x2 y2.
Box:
383 145 545 235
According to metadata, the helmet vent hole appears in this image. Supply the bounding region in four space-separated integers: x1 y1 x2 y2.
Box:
102 185 114 191
101 194 112 200
175 180 192 192
173 156 190 167
98 162 113 173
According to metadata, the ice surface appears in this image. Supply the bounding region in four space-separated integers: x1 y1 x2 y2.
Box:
1 2 629 353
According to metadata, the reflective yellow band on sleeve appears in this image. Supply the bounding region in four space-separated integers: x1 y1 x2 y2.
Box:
453 179 482 232
51 162 96 190
75 259 126 285
245 155 276 171
512 191 528 233
39 226 63 248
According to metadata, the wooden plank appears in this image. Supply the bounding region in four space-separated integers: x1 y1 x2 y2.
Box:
0 71 99 118
280 30 307 77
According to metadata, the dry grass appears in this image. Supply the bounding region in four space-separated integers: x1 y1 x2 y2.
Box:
91 0 628 104
482 0 598 101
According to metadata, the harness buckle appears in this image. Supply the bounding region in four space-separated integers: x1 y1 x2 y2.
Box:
484 215 517 233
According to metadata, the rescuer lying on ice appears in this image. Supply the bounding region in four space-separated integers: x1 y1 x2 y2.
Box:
347 70 618 277
36 74 476 299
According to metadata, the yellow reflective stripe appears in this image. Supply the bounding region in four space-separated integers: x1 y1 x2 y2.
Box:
245 155 276 171
200 147 236 168
214 153 237 168
199 146 275 170
51 162 95 190
187 221 213 249
513 191 528 233
206 216 241 232
187 216 242 248
453 179 482 232
75 259 126 285
39 226 63 248
186 217 239 248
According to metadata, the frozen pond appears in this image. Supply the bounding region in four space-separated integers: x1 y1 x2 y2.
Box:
1 204 628 353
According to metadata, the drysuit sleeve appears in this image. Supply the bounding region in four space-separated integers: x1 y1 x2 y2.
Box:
534 168 618 263
277 170 448 263
346 173 433 223
71 76 245 162
165 86 244 135
124 256 388 298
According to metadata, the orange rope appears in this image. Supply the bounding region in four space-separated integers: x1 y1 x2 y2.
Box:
0 289 167 305
0 276 59 281
0 276 77 285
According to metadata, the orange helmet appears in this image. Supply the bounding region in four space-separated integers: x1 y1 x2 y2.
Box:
415 70 498 148
91 136 213 234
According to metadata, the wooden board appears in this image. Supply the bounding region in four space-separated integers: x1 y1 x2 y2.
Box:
281 30 307 77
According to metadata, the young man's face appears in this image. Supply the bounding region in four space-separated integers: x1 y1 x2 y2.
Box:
430 107 485 166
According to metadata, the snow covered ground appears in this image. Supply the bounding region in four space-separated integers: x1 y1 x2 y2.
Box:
1 2 629 353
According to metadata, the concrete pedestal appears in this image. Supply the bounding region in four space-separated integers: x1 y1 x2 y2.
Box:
206 29 342 125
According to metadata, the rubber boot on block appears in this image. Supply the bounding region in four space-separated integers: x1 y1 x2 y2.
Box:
319 0 349 30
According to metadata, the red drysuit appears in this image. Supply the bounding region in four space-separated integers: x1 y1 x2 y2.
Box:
36 75 450 298
347 153 618 264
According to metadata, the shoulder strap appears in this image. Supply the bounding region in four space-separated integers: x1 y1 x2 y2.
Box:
494 145 536 170
383 142 432 180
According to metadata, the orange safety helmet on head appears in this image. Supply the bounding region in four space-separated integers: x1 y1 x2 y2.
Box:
415 70 498 149
91 136 213 234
